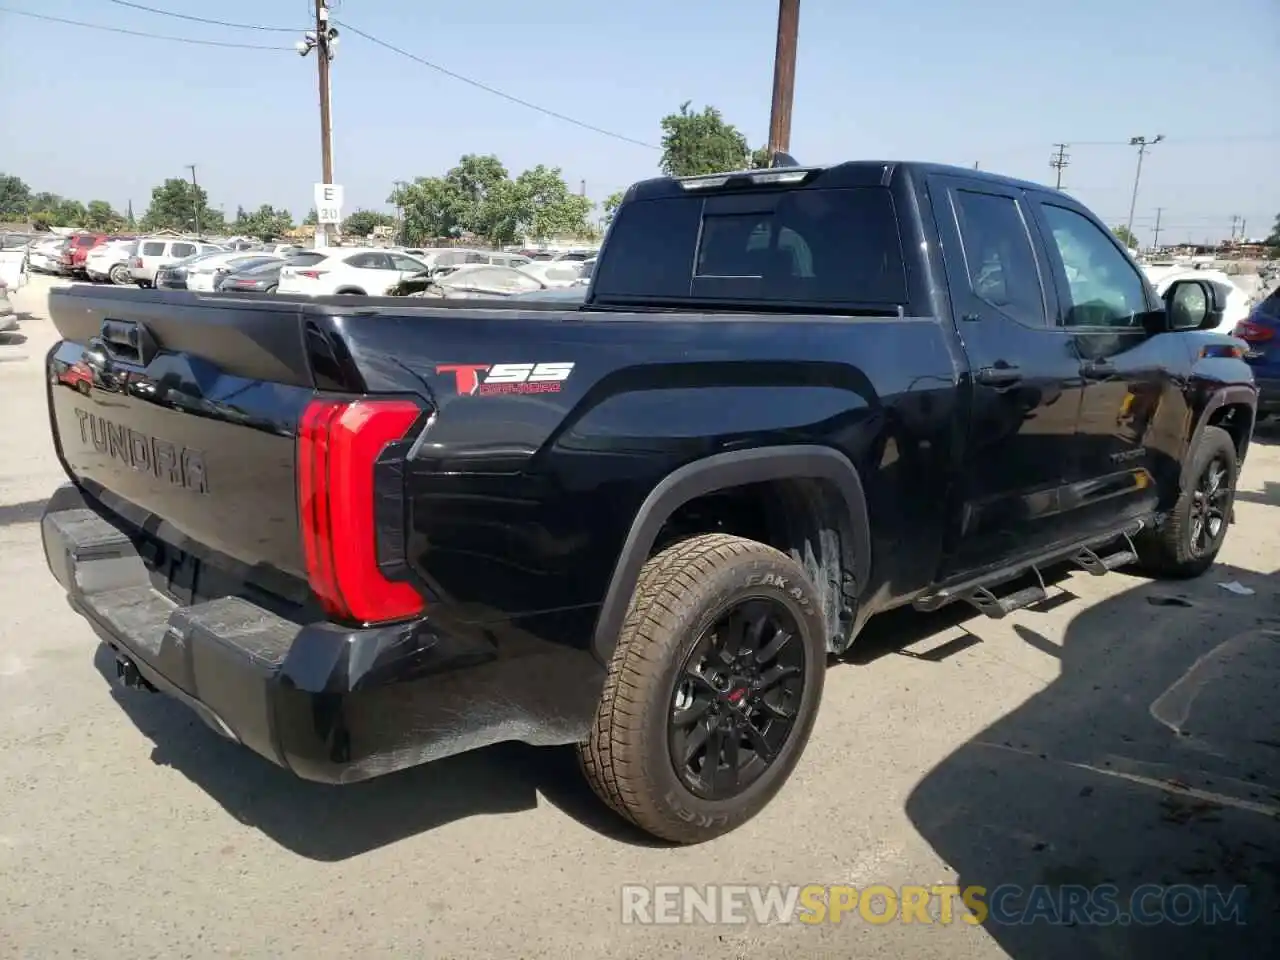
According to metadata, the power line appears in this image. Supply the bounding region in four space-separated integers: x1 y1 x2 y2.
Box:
104 0 298 32
1056 135 1280 147
333 20 659 150
0 6 295 49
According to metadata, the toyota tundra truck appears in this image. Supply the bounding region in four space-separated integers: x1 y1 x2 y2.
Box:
41 160 1256 844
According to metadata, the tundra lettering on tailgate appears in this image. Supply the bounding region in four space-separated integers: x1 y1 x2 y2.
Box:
436 362 575 396
74 409 209 493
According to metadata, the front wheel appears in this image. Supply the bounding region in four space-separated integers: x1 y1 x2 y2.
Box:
579 533 827 844
1134 425 1239 578
109 264 131 285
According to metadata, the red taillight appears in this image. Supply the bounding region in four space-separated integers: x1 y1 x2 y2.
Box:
297 270 327 280
1233 320 1274 343
298 397 426 624
131 257 142 268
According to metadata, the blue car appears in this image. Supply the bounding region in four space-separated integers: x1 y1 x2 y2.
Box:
1238 284 1280 416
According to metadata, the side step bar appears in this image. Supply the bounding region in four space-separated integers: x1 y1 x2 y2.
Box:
1071 534 1137 577
915 523 1145 620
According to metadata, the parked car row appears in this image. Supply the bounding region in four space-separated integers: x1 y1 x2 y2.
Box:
17 231 597 302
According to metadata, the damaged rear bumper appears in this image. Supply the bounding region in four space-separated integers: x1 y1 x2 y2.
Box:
42 483 603 783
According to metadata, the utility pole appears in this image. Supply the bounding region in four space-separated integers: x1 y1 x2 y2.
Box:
1125 134 1163 243
1152 207 1164 250
766 0 800 161
392 180 405 244
1049 143 1070 190
186 164 200 238
1229 214 1239 240
298 1 338 246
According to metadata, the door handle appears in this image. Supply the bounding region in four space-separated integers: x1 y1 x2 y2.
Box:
1081 360 1117 380
975 364 1022 387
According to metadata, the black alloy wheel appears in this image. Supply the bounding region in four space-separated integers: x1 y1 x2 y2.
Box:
1188 452 1231 558
669 597 806 801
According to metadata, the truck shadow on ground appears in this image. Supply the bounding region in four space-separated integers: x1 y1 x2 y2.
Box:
89 643 661 859
903 562 1280 958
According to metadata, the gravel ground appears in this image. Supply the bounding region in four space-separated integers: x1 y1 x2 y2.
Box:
1 274 1277 958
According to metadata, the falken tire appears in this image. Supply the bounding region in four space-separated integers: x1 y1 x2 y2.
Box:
1135 425 1239 579
579 533 827 844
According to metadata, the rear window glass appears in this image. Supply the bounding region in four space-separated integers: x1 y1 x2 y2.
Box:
141 241 165 256
285 252 325 266
594 187 908 307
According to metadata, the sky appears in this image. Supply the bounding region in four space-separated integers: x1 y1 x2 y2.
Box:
1 0 1277 245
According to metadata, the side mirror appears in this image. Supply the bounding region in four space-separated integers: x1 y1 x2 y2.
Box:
1163 278 1221 331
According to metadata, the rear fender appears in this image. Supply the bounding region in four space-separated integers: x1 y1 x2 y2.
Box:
590 445 871 664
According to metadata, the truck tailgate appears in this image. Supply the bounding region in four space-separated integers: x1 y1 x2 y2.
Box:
46 288 318 594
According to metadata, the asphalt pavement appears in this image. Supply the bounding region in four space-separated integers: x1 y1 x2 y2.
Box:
1 274 1277 958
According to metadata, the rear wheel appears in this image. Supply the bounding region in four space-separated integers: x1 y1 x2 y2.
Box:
1134 425 1238 578
109 264 131 285
579 533 827 844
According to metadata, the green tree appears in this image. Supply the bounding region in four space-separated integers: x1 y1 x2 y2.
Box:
601 190 625 227
56 200 87 228
28 192 63 216
342 209 395 238
142 178 217 233
235 204 293 241
1112 225 1140 249
84 200 122 231
0 173 32 220
394 177 464 243
659 101 760 177
513 165 592 242
397 156 597 246
1267 213 1280 246
302 207 319 226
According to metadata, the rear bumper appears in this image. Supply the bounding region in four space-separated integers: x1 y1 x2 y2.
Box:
42 483 603 784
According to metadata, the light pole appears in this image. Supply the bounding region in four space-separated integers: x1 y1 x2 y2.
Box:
297 2 339 246
1125 134 1163 245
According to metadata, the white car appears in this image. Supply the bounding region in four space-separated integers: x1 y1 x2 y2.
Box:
277 249 430 297
85 239 138 285
0 281 15 333
184 251 284 292
0 236 29 294
26 237 65 274
518 260 585 288
129 237 224 287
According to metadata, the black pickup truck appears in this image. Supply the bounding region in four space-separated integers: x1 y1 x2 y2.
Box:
42 160 1256 844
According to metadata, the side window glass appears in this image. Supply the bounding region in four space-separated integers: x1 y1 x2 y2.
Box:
1040 204 1146 329
171 243 196 258
951 190 1047 327
391 255 426 272
346 253 374 269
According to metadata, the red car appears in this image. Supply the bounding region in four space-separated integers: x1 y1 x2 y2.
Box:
58 234 108 276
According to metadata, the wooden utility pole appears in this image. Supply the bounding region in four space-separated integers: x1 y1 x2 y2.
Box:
301 0 337 246
766 0 800 160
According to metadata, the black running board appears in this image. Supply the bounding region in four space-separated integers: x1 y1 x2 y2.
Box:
915 520 1147 619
